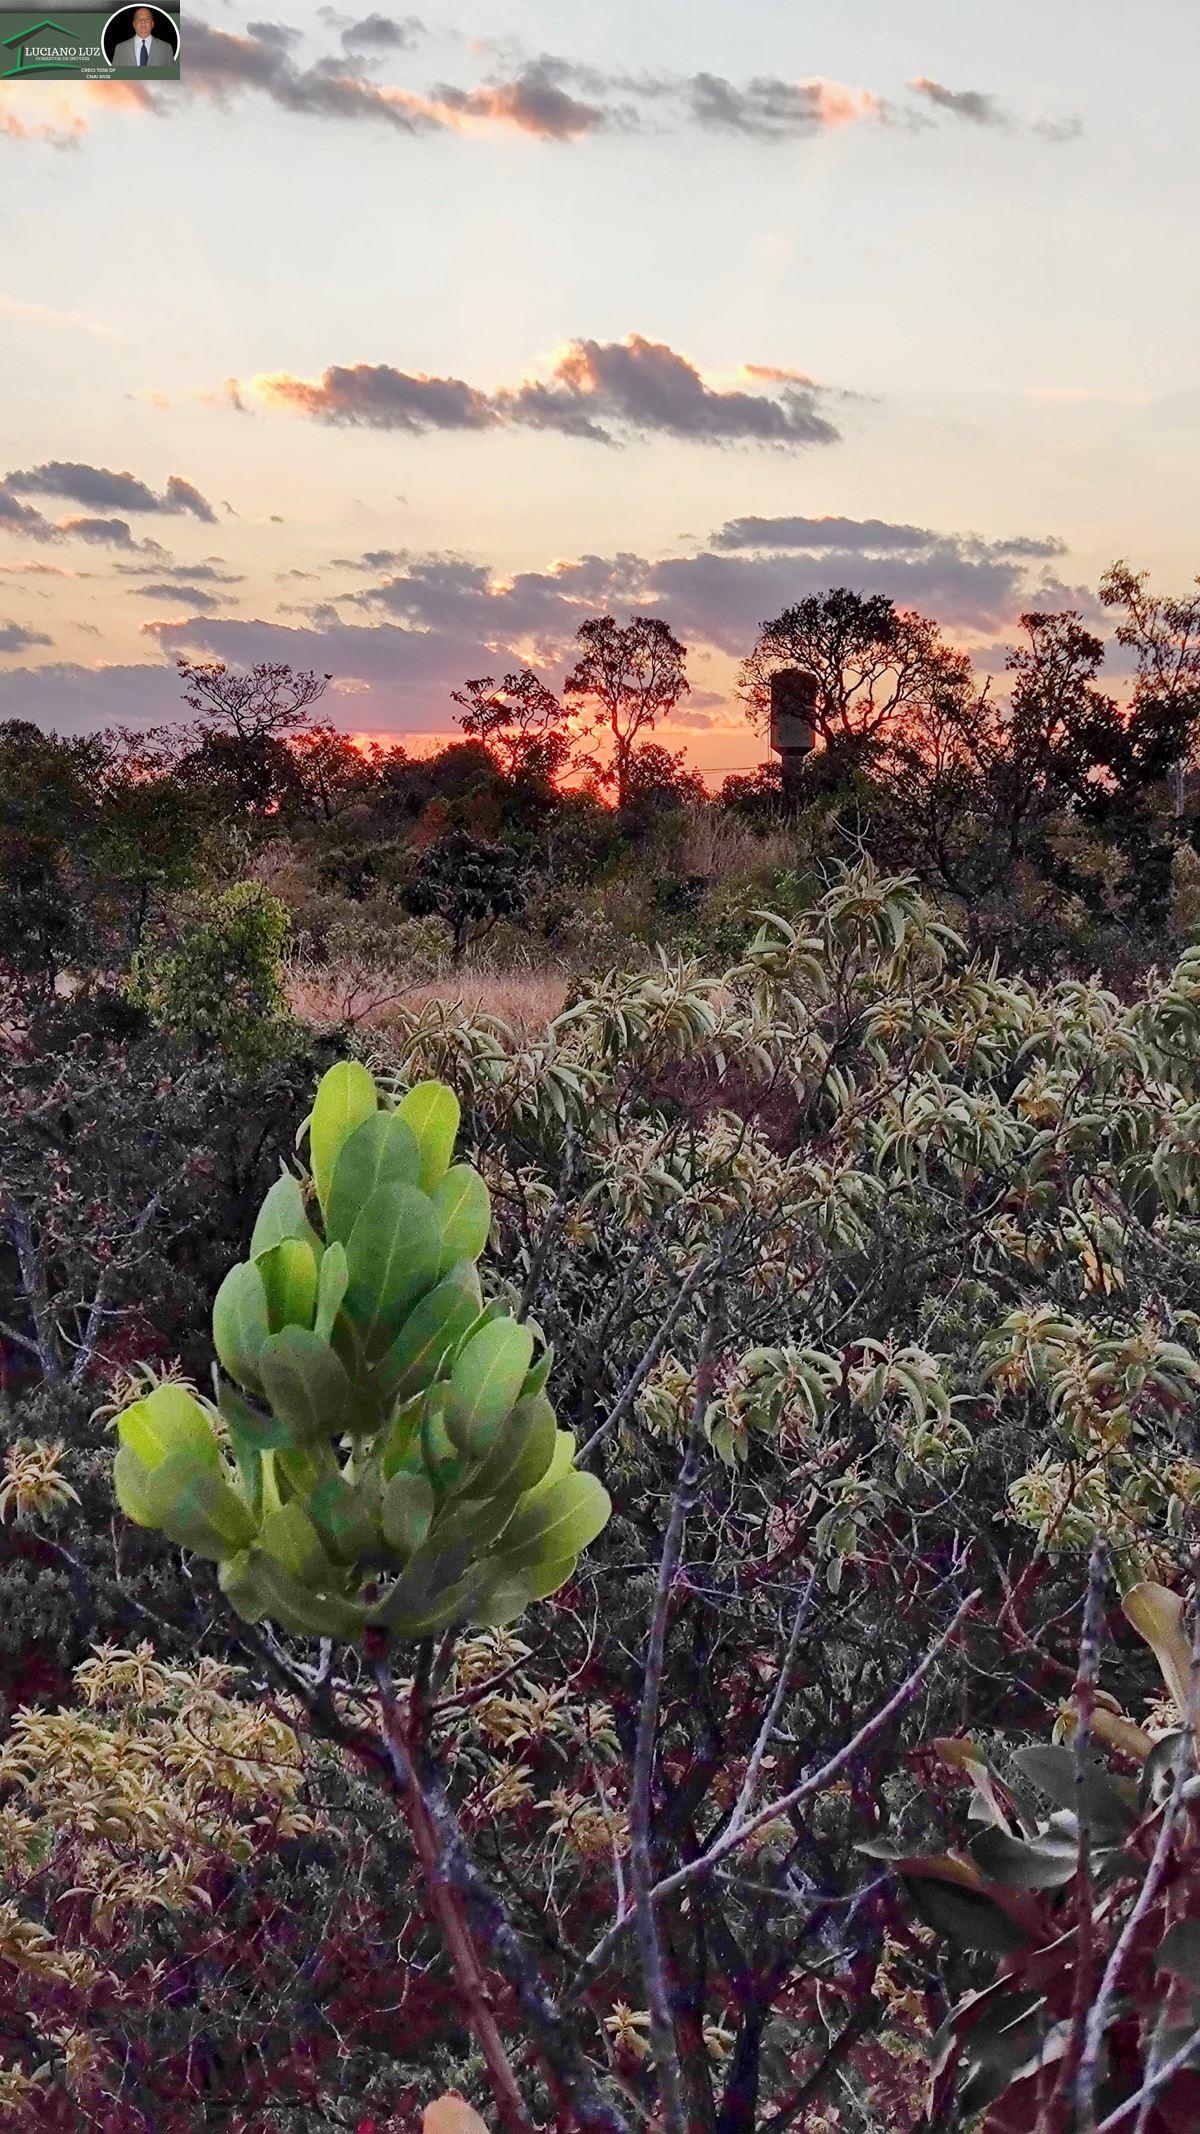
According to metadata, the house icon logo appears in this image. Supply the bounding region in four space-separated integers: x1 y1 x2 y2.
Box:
2 18 103 73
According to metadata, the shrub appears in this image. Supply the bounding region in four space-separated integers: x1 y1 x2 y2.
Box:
400 834 527 965
128 880 293 1071
12 856 1200 2131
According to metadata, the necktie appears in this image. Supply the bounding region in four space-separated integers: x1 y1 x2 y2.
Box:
139 38 148 63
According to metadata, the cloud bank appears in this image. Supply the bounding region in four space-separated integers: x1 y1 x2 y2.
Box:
3 28 1079 149
6 462 217 522
0 460 220 555
0 621 52 654
236 335 842 449
910 75 1082 141
0 513 1077 735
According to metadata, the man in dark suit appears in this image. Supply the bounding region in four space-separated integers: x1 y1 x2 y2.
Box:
113 7 174 66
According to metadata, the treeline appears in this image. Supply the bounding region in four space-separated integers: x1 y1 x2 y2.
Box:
4 561 1200 1001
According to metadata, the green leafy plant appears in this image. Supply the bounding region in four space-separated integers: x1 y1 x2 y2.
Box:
867 1580 1200 2131
126 879 293 1072
400 832 527 964
112 1060 610 1645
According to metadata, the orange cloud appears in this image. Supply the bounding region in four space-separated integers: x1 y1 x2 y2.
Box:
738 363 821 386
801 78 880 128
0 80 147 143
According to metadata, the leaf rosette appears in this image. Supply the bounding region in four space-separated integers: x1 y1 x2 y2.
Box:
113 1062 609 1642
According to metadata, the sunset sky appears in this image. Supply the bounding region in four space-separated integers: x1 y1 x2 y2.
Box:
0 0 1196 779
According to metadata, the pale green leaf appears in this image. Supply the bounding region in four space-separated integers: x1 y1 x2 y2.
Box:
430 1164 491 1274
309 1061 378 1214
326 1112 421 1246
395 1081 460 1193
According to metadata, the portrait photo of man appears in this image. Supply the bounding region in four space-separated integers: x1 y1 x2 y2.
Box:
108 5 178 68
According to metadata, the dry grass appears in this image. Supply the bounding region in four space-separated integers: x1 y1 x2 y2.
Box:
674 807 799 883
403 969 570 1035
287 960 569 1039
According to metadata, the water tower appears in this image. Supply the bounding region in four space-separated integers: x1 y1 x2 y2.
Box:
769 668 818 803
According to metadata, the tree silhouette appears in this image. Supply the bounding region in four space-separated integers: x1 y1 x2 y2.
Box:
1000 610 1122 823
883 609 1175 903
284 724 378 824
450 669 571 788
175 658 333 817
737 587 968 755
175 658 331 744
563 615 689 808
1100 560 1200 815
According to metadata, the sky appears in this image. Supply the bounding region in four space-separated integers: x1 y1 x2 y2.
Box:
0 0 1197 778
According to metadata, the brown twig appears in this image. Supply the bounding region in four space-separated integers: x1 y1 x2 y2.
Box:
628 1310 720 2134
571 1588 981 1999
374 1657 538 2134
1042 1540 1107 2134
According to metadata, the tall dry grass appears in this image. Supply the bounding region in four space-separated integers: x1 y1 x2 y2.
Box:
287 959 569 1039
673 807 799 883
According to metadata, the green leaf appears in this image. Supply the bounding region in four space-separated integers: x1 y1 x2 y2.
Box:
522 1552 577 1602
215 1382 288 1520
381 1393 425 1479
428 1488 524 1558
258 1326 358 1446
345 1183 444 1357
217 1381 290 1455
309 1061 378 1214
307 1472 382 1565
326 1112 422 1246
1013 1745 1136 1842
468 1564 539 1627
113 1444 165 1527
468 1549 576 1624
969 1823 1080 1890
314 1241 349 1343
213 1261 272 1393
381 1472 436 1560
421 1387 464 1490
231 1548 369 1639
489 1471 610 1571
251 1172 317 1258
219 1550 269 1625
378 1576 476 1639
395 1081 460 1193
444 1298 506 1373
117 1383 221 1472
463 1394 558 1504
156 1458 258 1561
258 1237 318 1334
519 1427 577 1503
274 1439 337 1501
370 1524 477 1631
431 1164 491 1274
259 1500 336 1585
447 1318 535 1456
518 1349 554 1404
377 1273 483 1402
